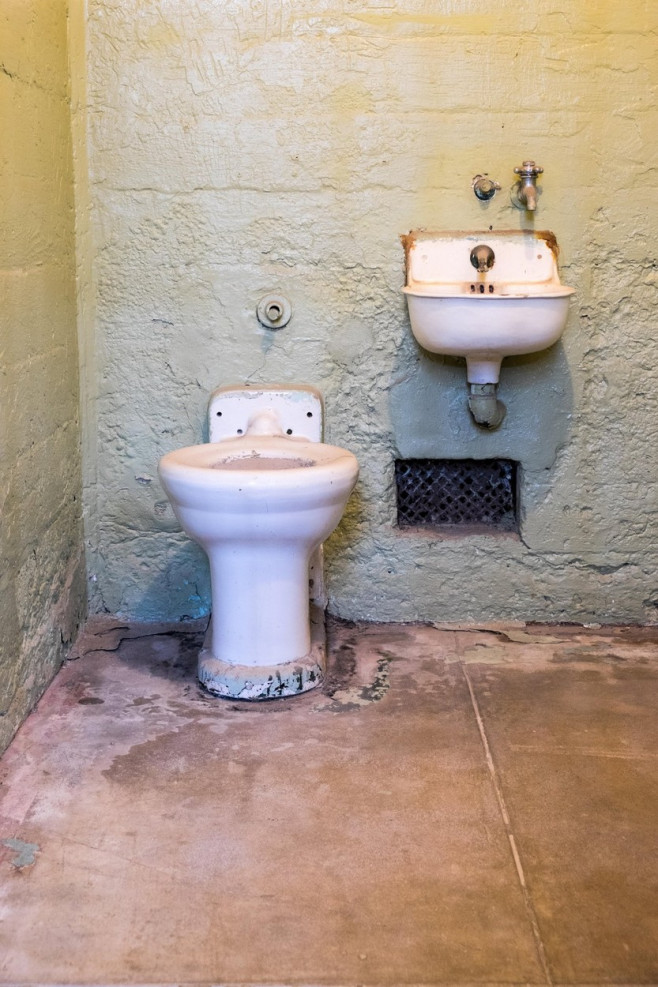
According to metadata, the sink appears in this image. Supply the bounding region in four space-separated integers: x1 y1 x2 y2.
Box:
402 230 575 383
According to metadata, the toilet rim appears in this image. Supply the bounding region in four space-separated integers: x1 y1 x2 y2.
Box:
159 435 359 488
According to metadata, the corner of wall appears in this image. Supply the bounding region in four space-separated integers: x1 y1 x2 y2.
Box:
68 0 99 612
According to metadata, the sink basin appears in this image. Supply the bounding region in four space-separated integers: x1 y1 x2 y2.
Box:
402 230 575 383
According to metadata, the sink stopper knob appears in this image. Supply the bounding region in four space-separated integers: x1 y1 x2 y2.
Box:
470 244 495 273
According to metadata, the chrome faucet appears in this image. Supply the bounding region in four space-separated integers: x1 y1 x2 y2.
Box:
512 160 543 211
470 243 495 274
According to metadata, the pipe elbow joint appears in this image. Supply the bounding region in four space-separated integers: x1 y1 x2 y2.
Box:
468 383 506 430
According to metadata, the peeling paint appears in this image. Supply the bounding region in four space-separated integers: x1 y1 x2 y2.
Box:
324 650 394 710
2 838 40 869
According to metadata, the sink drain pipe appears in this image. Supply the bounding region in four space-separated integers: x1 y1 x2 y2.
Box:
468 383 506 430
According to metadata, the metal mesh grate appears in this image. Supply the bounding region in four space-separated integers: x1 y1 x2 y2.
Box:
395 459 517 529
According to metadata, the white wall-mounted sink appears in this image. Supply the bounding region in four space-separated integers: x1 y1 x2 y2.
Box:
402 230 575 383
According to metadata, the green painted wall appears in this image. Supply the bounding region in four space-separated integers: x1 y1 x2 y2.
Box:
0 1 86 750
80 1 657 625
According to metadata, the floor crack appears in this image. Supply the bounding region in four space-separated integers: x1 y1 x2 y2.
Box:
462 663 554 986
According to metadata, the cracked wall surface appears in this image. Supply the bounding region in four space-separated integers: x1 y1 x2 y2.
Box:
80 0 658 625
0 1 86 751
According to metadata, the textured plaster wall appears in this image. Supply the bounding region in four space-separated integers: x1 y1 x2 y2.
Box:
0 2 86 750
83 0 658 625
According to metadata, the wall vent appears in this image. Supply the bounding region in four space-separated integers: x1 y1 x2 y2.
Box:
395 459 517 530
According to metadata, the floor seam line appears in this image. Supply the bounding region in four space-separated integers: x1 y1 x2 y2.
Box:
461 662 553 986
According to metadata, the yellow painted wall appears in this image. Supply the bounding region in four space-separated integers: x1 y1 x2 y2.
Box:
0 0 85 750
80 0 657 625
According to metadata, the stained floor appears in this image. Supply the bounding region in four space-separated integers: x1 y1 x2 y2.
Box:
1 616 658 986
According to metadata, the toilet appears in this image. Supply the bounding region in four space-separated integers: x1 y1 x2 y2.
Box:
158 385 359 700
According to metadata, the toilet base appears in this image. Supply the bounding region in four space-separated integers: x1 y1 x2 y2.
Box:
198 606 326 700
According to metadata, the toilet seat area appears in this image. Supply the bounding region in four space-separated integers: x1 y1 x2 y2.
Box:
161 433 351 472
159 436 358 510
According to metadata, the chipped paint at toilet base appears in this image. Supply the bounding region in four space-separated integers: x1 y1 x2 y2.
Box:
198 605 326 700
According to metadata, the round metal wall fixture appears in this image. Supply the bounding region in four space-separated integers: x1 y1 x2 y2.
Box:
472 174 501 201
257 294 292 330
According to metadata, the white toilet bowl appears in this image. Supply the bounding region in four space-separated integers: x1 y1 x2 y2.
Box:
158 385 359 700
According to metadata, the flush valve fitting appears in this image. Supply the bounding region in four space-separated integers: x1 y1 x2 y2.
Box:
257 294 292 330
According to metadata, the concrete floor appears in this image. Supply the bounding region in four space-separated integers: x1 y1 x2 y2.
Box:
1 617 657 986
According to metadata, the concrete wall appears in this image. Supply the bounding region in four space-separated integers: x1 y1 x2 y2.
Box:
82 0 657 625
0 1 86 750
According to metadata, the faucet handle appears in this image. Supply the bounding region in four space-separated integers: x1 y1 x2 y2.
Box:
472 174 501 201
514 160 544 178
